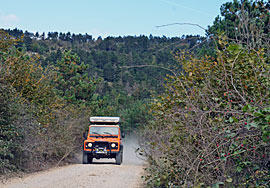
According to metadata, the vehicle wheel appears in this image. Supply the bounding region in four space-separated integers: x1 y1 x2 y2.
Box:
88 156 93 164
116 152 123 165
82 152 88 164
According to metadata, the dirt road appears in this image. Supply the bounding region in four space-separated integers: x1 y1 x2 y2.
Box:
1 135 145 188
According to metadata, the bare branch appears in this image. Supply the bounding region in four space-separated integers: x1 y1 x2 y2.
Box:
155 22 206 31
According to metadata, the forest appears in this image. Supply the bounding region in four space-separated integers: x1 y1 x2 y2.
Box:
0 0 270 187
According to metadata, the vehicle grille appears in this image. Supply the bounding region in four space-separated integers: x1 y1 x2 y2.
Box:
94 141 109 148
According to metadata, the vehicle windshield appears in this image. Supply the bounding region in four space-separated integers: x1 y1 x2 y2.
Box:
90 126 119 135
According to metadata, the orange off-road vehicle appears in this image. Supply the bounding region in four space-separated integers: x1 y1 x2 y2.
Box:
83 117 125 165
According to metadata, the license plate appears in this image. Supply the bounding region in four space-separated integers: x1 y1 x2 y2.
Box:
96 148 106 154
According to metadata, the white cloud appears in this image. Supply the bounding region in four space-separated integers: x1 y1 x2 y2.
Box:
0 13 19 26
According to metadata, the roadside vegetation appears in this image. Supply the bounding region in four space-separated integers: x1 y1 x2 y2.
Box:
0 30 91 175
141 0 270 187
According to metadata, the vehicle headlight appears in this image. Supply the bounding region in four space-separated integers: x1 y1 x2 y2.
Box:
111 143 116 148
88 143 92 147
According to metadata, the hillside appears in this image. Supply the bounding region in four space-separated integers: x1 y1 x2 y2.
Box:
4 29 210 129
6 29 207 94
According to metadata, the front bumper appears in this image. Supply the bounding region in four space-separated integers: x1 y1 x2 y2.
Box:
83 149 120 158
83 141 122 158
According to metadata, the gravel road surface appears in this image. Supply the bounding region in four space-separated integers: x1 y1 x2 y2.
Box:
1 135 145 188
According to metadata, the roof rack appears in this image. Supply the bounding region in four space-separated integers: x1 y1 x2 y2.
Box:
89 117 120 124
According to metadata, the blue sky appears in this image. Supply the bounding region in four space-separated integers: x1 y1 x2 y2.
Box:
0 0 229 39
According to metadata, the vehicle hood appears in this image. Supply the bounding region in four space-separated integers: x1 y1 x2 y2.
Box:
86 137 119 142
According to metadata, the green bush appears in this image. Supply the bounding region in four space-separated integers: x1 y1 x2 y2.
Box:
0 84 22 174
141 43 270 187
0 30 92 175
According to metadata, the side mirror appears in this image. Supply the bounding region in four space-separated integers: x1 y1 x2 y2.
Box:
83 132 88 139
121 131 125 138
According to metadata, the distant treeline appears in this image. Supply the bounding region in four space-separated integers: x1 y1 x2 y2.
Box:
5 28 211 95
6 28 204 43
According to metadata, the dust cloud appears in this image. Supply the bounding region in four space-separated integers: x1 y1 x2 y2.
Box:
122 134 146 166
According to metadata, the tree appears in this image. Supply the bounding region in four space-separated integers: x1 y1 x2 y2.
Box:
207 0 270 50
35 32 39 39
0 29 20 51
54 50 97 105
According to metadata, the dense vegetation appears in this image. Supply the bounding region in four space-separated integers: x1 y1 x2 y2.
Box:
0 22 207 174
1 0 269 186
4 28 209 128
0 30 91 174
141 0 270 187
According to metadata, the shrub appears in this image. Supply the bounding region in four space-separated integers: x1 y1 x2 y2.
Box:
141 43 270 187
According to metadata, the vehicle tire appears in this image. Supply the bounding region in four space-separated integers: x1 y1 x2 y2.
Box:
116 152 123 165
82 152 88 164
88 156 93 164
